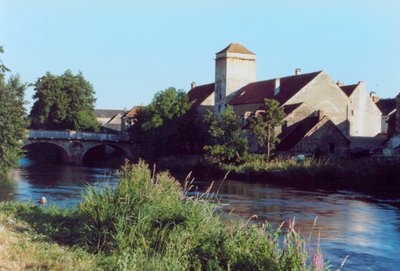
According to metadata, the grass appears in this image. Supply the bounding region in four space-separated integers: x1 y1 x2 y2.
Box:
0 160 330 270
0 210 99 270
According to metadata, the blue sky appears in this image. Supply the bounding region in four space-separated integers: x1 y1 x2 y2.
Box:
1 0 400 110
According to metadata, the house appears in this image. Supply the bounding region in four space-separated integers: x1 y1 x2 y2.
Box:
338 82 382 137
187 83 214 116
121 106 140 133
277 112 350 157
376 98 396 134
384 93 400 154
95 109 126 133
188 42 382 157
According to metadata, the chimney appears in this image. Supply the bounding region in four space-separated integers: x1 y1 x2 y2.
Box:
191 81 196 89
336 81 344 87
295 68 302 75
274 78 280 96
370 91 379 103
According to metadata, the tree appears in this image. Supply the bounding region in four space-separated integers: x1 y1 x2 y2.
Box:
0 46 27 176
249 98 286 158
29 70 99 131
141 87 190 130
130 87 194 160
203 106 248 163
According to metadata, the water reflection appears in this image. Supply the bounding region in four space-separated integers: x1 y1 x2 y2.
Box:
0 160 117 208
0 161 400 270
202 180 400 271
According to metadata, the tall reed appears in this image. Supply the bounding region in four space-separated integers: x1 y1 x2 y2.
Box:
79 160 329 270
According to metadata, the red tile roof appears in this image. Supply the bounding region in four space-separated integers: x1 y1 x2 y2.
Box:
188 83 215 107
216 43 255 55
122 106 140 118
229 71 322 106
340 84 358 97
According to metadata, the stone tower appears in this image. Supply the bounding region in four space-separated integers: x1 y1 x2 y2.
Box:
214 43 256 114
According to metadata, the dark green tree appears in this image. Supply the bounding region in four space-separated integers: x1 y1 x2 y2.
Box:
29 70 99 131
249 98 286 158
203 106 248 163
130 87 196 161
141 87 190 129
0 46 28 176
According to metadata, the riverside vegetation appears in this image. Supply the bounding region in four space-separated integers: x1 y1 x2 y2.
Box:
0 161 329 271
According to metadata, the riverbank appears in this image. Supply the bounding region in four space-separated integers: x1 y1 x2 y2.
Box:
157 155 400 198
0 161 329 271
0 209 98 270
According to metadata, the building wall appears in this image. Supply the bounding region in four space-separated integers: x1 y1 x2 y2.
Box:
196 93 215 116
348 83 381 136
215 52 256 114
284 103 315 126
293 118 349 157
232 103 261 116
97 117 110 125
285 72 350 135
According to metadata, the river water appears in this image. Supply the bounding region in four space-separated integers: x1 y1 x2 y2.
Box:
1 159 400 271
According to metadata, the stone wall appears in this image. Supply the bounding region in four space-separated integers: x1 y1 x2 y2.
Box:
348 82 381 136
285 72 350 135
215 51 256 114
293 118 349 157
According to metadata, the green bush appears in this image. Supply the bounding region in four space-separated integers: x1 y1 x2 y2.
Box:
78 160 329 270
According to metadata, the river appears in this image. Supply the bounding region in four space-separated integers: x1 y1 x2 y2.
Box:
1 159 399 271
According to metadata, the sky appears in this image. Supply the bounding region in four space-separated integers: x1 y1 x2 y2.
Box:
1 0 400 110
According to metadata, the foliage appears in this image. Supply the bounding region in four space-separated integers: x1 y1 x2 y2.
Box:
0 161 329 270
249 98 286 158
203 106 248 163
142 87 190 129
130 87 205 160
29 70 99 131
0 46 27 176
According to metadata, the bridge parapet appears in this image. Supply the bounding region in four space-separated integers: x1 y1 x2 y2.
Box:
28 130 130 142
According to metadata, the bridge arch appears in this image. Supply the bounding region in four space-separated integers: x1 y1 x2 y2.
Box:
82 143 129 167
23 141 70 164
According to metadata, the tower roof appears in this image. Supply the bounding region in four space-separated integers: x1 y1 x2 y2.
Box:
216 43 255 55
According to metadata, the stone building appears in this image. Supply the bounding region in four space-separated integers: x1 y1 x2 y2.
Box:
188 42 382 157
376 98 396 134
121 106 140 133
339 82 382 137
95 109 126 133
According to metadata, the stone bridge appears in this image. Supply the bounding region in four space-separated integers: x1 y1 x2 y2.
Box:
24 130 132 165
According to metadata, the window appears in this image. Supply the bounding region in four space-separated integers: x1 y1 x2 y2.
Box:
218 105 221 112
